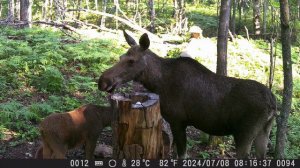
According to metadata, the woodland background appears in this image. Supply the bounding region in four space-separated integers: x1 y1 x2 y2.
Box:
0 0 299 159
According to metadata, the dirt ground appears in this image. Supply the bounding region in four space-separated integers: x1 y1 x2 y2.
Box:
0 83 234 159
0 126 227 159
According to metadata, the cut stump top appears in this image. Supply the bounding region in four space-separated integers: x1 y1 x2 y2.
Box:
110 92 159 109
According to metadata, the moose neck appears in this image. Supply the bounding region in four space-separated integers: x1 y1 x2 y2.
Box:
95 106 112 127
136 51 165 94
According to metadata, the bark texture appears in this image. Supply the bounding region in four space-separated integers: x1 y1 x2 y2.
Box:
110 93 165 159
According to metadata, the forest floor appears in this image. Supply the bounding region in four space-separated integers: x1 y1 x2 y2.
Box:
0 82 235 159
0 126 235 159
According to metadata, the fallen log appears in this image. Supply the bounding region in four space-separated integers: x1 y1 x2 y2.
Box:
66 8 162 43
32 21 78 33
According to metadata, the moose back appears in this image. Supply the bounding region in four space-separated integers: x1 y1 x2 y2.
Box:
98 30 277 159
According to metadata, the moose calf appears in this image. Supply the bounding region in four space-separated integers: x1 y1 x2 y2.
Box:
35 104 112 159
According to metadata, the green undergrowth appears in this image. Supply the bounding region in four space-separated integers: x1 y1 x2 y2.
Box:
0 27 124 140
0 27 299 159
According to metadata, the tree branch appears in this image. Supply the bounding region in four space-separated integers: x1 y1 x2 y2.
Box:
66 8 162 43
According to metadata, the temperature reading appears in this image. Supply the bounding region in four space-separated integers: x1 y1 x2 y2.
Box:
131 159 150 167
131 160 140 167
143 159 150 167
159 160 168 167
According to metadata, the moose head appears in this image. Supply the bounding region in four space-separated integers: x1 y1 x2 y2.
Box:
98 30 150 93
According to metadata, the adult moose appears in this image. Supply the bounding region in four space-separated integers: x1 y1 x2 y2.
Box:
98 30 277 159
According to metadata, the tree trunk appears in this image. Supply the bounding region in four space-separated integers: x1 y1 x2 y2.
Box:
298 0 300 19
95 0 98 10
217 0 231 76
15 0 20 20
237 0 242 33
7 0 14 23
172 0 186 34
134 0 141 26
212 0 231 149
0 1 2 18
114 0 119 29
275 0 293 159
42 0 49 21
173 0 178 18
263 0 268 36
148 0 155 33
54 0 65 20
49 0 53 20
20 0 32 27
269 38 276 89
77 0 81 19
271 5 275 32
230 0 236 35
253 0 261 36
217 0 220 17
110 93 165 159
100 0 107 27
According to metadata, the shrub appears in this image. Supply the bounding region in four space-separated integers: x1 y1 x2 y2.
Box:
31 66 65 93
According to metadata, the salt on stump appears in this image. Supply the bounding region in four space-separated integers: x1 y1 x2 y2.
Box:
110 92 165 159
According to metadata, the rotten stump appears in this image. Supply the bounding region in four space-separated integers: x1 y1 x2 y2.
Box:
110 92 165 159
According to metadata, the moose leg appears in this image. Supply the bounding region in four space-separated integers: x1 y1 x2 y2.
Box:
46 138 67 159
85 137 97 159
234 133 255 159
35 145 44 159
170 123 187 159
52 148 67 159
42 142 53 159
254 117 274 159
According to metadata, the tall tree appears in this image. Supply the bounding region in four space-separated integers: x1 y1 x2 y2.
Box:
275 0 293 159
114 0 119 29
95 0 98 10
0 1 2 18
54 0 65 20
263 0 268 36
230 0 237 35
173 0 186 34
48 0 52 20
15 0 20 20
148 0 155 33
297 0 300 20
20 0 32 27
173 0 178 18
253 0 261 35
237 0 242 33
7 0 14 23
77 0 82 19
42 0 49 21
217 0 231 76
210 0 232 147
100 0 107 27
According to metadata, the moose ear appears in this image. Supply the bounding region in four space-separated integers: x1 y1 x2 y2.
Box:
139 33 150 51
123 30 137 46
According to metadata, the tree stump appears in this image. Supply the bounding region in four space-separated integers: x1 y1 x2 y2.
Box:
110 92 165 159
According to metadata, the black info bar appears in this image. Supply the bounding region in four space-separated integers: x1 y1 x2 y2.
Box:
0 159 298 168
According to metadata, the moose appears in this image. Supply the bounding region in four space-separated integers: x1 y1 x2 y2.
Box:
98 30 277 159
35 104 112 159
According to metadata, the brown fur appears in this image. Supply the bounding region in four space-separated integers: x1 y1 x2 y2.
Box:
98 31 277 159
35 104 112 159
